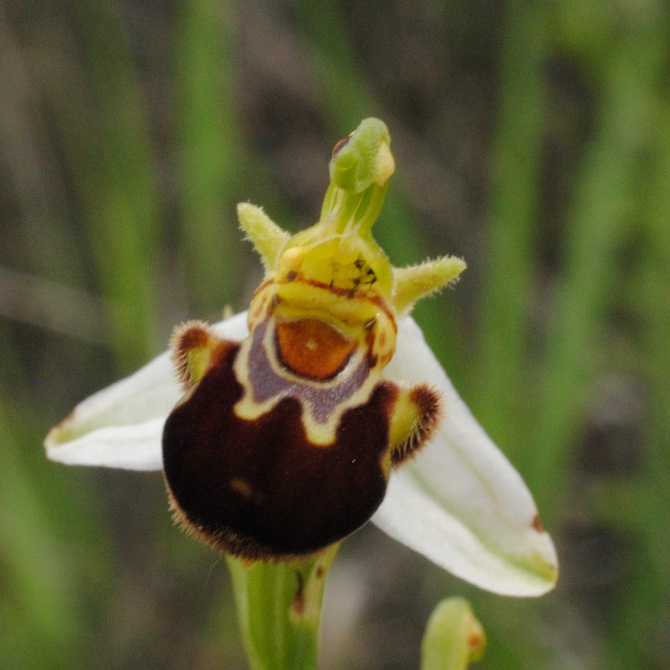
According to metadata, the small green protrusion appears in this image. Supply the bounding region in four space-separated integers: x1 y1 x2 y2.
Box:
237 202 290 274
421 597 486 670
329 117 394 192
392 256 466 316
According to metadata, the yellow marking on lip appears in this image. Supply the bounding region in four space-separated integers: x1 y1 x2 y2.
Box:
230 477 256 500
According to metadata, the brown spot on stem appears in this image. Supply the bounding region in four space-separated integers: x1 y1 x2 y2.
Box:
532 514 545 533
332 135 351 156
469 631 485 651
291 571 305 617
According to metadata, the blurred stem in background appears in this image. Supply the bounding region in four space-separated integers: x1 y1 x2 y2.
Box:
473 0 548 454
421 598 486 670
0 407 77 667
46 0 162 371
604 92 670 670
175 0 245 317
527 3 664 520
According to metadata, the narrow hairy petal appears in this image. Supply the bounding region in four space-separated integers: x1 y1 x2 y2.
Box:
374 317 558 596
45 312 249 470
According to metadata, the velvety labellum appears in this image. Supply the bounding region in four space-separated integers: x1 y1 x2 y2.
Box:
163 308 440 561
163 330 397 560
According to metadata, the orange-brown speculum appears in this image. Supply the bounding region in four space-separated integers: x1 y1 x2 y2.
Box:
275 319 357 380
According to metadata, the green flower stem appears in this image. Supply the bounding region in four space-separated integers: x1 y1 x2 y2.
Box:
421 598 486 670
226 545 338 670
319 181 388 238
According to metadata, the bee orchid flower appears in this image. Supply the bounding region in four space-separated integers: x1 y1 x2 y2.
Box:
45 119 558 599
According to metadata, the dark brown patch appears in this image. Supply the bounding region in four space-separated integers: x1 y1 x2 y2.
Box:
292 571 305 616
532 514 545 533
331 135 351 156
275 319 356 380
176 323 210 351
162 340 398 561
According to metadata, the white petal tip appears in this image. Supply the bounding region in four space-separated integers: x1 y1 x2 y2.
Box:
45 418 165 471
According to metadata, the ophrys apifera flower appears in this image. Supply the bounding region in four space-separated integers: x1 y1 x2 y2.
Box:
46 118 558 597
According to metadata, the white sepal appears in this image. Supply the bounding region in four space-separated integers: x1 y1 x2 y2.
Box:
45 312 249 470
374 317 558 596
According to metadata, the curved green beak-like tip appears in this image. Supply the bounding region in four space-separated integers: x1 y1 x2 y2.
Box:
329 118 394 192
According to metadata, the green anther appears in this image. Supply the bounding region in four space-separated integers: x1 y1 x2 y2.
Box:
317 118 394 239
328 117 394 192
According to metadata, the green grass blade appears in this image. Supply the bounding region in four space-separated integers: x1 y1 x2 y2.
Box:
46 2 161 370
527 19 664 518
603 98 670 670
175 0 247 316
472 1 549 455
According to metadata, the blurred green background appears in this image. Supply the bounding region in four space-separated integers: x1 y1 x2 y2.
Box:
1 1 669 668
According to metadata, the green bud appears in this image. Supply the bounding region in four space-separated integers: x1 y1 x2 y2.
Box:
421 597 486 670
